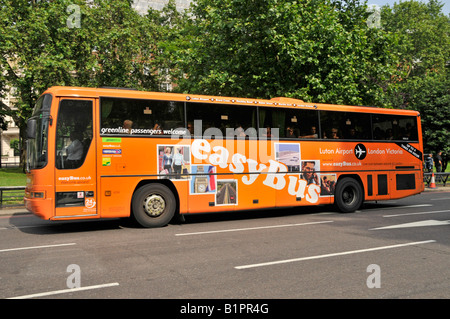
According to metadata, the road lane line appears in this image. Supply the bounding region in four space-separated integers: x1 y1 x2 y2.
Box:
371 220 450 230
235 240 436 270
175 221 333 236
0 243 76 253
383 210 450 218
430 197 450 201
8 282 120 299
388 204 432 209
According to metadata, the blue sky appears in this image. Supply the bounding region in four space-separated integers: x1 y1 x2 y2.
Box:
367 0 450 15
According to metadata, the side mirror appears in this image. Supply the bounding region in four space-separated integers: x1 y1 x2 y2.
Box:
27 119 36 139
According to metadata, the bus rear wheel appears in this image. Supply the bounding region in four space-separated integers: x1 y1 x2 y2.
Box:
334 177 363 213
132 183 176 228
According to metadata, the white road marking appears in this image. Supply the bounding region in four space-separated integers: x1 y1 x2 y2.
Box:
235 240 436 269
371 220 450 230
430 197 450 201
175 220 333 236
389 204 432 209
383 209 450 218
0 243 76 253
8 282 120 299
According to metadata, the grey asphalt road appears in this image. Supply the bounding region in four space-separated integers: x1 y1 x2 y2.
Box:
1 188 449 307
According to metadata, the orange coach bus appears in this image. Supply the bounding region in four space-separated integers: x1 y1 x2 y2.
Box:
24 86 424 227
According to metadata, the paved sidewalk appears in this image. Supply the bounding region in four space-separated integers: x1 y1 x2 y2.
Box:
1 185 448 217
0 206 30 216
423 185 450 192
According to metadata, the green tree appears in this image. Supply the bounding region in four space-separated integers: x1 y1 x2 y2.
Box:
144 0 190 91
381 0 450 155
405 72 450 155
0 0 162 167
171 0 400 107
1 0 93 127
382 0 449 80
82 0 162 90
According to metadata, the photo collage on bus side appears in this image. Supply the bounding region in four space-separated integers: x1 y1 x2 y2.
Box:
275 143 336 198
157 144 239 206
156 140 335 207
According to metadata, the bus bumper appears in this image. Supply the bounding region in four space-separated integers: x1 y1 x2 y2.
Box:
24 197 53 220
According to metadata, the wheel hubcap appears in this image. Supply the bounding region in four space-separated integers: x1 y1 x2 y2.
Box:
143 194 165 217
342 187 355 205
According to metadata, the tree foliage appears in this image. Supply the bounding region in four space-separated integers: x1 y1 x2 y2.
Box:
381 0 450 154
172 0 401 107
404 73 450 155
0 0 165 166
0 0 163 122
382 0 449 79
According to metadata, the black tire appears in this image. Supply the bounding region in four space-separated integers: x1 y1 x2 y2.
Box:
334 177 363 213
131 183 176 228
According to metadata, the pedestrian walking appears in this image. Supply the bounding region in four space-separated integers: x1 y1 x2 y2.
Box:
435 151 443 172
434 151 443 183
425 153 433 172
442 152 448 172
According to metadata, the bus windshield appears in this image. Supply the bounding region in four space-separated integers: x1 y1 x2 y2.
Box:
26 94 52 170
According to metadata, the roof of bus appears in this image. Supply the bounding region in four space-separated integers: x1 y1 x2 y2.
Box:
44 86 420 116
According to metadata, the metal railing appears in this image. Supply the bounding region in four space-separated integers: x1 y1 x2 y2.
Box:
423 172 449 187
0 159 20 168
0 186 25 207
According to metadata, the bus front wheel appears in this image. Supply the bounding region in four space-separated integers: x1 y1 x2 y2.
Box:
334 177 363 213
132 183 176 228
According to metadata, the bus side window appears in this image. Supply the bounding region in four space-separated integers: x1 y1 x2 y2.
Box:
371 114 417 141
100 98 184 136
295 109 319 139
258 107 285 139
186 102 256 139
320 111 370 140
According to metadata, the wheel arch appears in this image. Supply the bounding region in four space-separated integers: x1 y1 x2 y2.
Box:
132 179 180 216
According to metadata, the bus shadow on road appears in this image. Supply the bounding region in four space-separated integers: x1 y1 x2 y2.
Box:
8 204 354 233
10 202 411 233
177 201 427 226
8 214 130 235
176 205 336 225
360 201 418 211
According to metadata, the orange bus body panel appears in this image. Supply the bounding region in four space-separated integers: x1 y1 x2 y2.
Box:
25 86 424 223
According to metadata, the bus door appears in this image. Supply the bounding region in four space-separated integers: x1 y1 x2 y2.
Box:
54 98 97 218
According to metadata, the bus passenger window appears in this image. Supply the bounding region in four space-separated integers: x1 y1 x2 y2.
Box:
371 114 418 141
320 110 370 140
295 109 319 139
186 102 256 139
259 107 285 138
300 126 318 138
100 98 185 136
